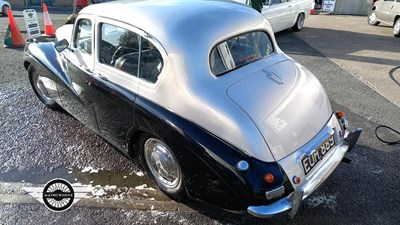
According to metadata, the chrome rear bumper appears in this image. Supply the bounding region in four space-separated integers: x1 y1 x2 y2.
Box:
247 128 362 219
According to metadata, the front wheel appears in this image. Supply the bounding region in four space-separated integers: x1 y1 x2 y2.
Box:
2 5 9 16
28 65 60 109
394 18 400 37
139 135 186 200
368 10 380 25
291 13 305 32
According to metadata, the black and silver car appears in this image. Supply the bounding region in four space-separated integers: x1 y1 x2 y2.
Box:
23 0 361 219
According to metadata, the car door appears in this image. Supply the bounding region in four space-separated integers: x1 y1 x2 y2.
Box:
376 0 396 23
57 16 99 132
388 0 400 23
262 0 295 33
90 19 142 153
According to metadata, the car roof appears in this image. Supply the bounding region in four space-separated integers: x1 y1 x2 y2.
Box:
80 0 266 54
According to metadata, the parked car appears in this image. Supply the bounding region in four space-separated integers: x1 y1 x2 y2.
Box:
23 0 361 219
0 0 10 16
234 0 313 33
368 0 400 37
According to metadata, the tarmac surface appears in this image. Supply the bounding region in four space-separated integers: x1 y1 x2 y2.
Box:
0 9 399 225
297 15 400 107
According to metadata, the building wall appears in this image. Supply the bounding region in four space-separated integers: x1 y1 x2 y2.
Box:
56 0 73 7
333 0 372 15
8 0 26 7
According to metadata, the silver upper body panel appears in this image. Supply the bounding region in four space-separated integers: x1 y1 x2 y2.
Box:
63 0 332 162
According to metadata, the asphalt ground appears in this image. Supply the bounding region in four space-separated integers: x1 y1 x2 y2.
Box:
297 15 400 108
0 10 400 225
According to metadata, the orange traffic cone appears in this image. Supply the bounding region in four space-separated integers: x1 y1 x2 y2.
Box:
42 3 55 36
3 7 25 48
310 1 316 15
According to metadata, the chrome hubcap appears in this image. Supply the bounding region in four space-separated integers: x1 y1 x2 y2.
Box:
298 14 304 29
395 20 400 33
144 138 180 188
33 72 52 102
369 12 376 23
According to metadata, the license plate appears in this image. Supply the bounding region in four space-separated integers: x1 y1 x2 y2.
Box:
301 135 335 175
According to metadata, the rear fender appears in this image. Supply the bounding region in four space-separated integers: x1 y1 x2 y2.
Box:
133 96 289 210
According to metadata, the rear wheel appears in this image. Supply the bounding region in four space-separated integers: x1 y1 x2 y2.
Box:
28 65 60 109
291 13 305 32
2 5 9 16
394 18 400 37
368 10 380 25
139 134 186 200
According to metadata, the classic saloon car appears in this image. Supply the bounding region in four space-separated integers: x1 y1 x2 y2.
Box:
23 0 361 218
368 0 400 37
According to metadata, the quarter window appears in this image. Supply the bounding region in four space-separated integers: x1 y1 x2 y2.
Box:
75 19 92 55
140 39 163 83
210 31 274 75
99 23 163 83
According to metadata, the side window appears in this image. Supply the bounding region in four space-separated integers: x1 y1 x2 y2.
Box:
270 0 282 5
75 19 92 55
99 23 140 77
98 23 164 83
140 38 163 83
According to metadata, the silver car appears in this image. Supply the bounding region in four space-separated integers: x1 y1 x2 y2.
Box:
368 0 400 37
23 0 361 219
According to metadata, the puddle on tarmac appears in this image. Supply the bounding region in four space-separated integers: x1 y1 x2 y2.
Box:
0 167 170 201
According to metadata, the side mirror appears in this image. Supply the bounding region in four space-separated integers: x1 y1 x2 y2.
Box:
54 39 69 52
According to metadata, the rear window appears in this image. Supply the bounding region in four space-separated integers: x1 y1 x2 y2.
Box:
210 31 274 75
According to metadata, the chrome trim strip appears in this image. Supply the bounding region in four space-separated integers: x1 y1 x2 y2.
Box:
265 186 285 200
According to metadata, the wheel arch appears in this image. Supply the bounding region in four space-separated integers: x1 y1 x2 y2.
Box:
292 12 305 27
130 96 287 210
24 61 31 70
1 3 10 14
394 15 400 27
127 129 146 158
